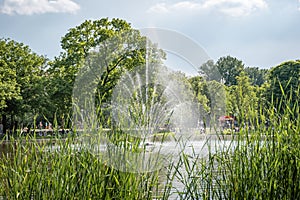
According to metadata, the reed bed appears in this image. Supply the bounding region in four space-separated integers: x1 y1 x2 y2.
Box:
167 95 300 199
1 98 300 199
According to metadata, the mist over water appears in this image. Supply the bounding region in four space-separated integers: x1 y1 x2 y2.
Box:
72 28 226 173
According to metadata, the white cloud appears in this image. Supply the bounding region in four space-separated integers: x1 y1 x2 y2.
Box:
0 0 80 15
148 3 170 14
202 0 268 17
171 1 202 11
148 1 202 14
148 0 268 17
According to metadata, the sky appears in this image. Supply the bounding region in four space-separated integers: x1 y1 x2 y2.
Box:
0 0 300 73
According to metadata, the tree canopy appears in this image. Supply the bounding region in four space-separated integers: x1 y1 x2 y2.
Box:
267 60 300 114
226 71 258 122
0 38 46 132
198 59 221 82
244 67 268 86
216 56 244 86
47 18 165 126
0 17 299 135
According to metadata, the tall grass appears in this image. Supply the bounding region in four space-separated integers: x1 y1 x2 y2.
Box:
1 93 300 199
0 132 167 199
166 90 300 199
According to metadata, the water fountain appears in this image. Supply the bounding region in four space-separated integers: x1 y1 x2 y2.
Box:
72 28 226 173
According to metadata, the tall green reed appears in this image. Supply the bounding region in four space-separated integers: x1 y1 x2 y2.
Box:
0 133 166 199
1 86 300 199
166 85 300 199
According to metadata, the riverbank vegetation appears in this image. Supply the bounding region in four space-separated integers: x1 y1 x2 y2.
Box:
1 17 300 199
1 17 299 134
1 95 300 199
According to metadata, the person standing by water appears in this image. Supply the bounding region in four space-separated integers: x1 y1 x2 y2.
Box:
39 121 43 129
39 121 43 136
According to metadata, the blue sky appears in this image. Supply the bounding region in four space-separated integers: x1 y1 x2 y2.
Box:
0 0 300 72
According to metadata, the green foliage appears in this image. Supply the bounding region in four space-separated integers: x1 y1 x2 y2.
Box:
169 92 300 199
188 75 226 126
188 76 210 113
244 66 268 86
0 136 163 199
198 59 222 82
0 38 46 130
2 16 300 199
199 58 267 87
0 59 19 110
47 18 134 123
216 56 244 86
206 80 226 120
267 60 300 114
1 84 300 200
226 71 258 122
48 18 165 125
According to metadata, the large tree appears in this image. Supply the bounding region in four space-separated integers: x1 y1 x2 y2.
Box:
244 66 268 86
226 71 258 123
216 56 244 86
198 59 222 82
267 60 300 115
0 59 19 110
188 76 210 114
48 18 165 126
0 38 46 133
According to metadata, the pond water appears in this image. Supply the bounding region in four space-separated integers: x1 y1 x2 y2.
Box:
0 135 237 199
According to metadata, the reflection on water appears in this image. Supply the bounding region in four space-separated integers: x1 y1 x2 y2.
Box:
156 137 236 200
